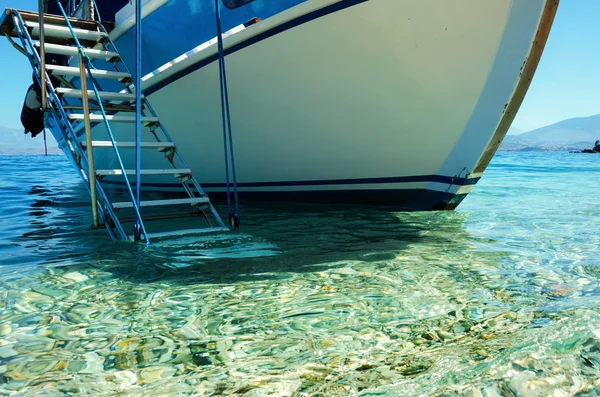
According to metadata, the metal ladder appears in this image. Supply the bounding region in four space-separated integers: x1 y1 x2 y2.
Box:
4 8 228 243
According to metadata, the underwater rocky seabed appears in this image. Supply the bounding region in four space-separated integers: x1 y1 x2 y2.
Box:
0 152 599 396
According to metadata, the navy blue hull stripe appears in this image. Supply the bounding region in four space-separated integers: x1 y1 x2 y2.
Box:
101 188 468 211
100 174 480 189
144 0 369 96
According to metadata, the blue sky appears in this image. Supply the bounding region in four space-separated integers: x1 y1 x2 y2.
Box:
512 0 600 131
0 0 598 132
1 0 39 130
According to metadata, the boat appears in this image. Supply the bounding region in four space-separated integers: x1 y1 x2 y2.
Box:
580 140 600 153
4 0 559 212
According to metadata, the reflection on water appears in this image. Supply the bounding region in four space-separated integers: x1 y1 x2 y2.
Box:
0 153 599 396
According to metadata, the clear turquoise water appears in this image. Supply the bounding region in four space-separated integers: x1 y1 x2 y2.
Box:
0 152 599 396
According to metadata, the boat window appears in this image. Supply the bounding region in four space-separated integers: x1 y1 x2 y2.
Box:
222 0 255 9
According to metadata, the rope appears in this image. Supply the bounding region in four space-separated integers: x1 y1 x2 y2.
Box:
214 0 240 229
53 1 89 64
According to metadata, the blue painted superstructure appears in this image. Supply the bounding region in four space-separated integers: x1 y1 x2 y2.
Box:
113 0 306 79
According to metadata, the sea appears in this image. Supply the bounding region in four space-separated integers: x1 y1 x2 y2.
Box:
0 151 599 396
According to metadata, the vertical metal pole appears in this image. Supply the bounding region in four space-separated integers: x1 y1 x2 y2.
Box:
38 0 46 110
79 53 99 228
134 0 142 240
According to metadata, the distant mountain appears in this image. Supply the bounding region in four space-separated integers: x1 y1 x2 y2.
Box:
507 127 524 136
0 125 61 155
500 115 600 151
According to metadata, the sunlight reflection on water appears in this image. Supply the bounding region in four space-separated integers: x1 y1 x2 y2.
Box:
0 152 599 396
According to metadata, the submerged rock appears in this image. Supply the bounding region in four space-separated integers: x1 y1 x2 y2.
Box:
543 284 573 298
62 272 89 283
0 324 11 337
0 345 18 359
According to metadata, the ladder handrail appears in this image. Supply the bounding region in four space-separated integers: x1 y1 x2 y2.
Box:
94 23 222 208
9 7 228 239
143 101 225 228
12 11 89 168
94 21 226 228
134 0 142 241
84 68 151 241
53 0 150 243
11 10 128 240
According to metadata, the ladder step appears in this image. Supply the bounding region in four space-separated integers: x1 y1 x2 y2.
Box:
18 11 106 32
47 65 131 81
34 42 119 60
112 197 210 209
116 212 206 223
56 88 140 101
62 104 136 112
85 141 175 149
96 168 191 176
24 21 108 42
135 227 230 240
68 114 159 124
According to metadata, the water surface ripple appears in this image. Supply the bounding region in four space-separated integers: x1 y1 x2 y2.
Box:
0 152 599 396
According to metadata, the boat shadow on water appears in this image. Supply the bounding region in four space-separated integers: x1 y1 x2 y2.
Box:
14 185 481 285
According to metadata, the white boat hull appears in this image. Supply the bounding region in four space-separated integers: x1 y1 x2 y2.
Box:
57 0 558 210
